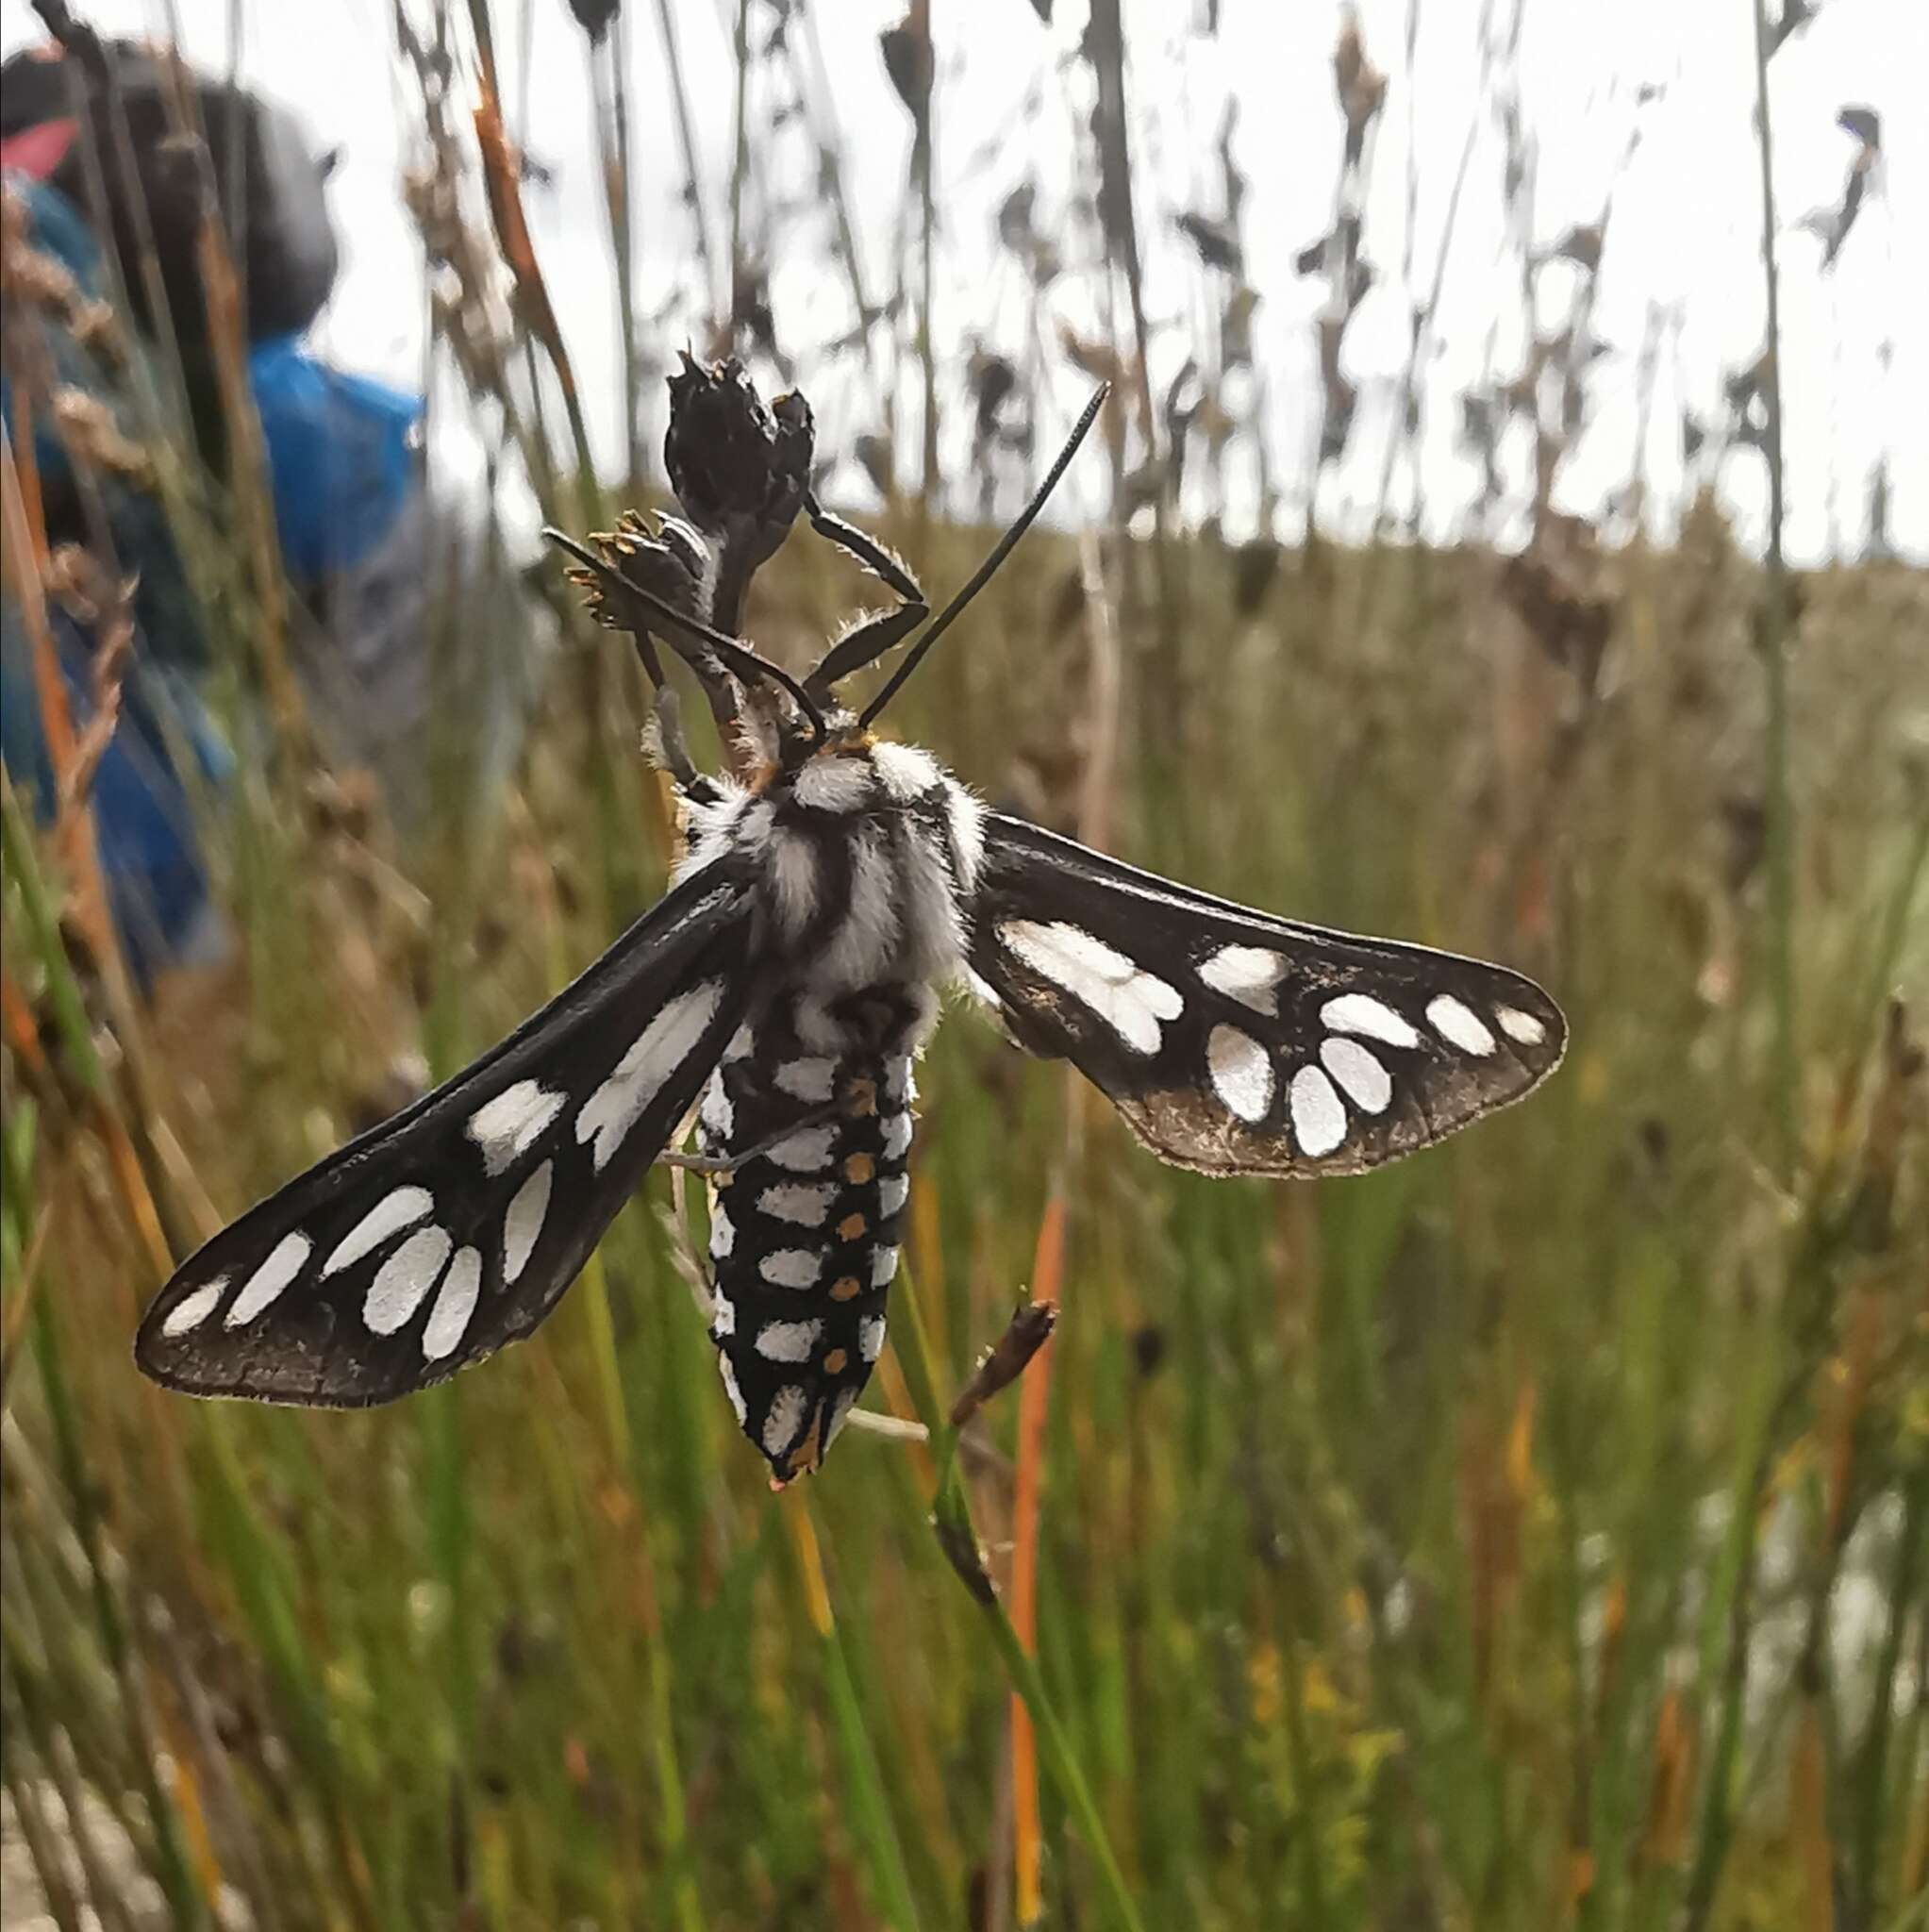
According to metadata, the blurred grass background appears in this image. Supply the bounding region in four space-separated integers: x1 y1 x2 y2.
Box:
3 3 1926 1929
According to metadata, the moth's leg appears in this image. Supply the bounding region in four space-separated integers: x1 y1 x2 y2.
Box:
802 492 931 691
805 493 924 602
658 1139 720 1328
808 604 928 694
658 1148 740 1177
647 681 704 790
659 1100 847 1175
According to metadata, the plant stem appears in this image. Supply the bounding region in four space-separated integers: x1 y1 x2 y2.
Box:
1748 0 1798 1185
786 1505 924 1932
16 1230 205 1925
890 1265 1145 1932
1853 1462 1926 1915
590 19 643 491
728 0 751 353
653 0 720 327
914 1 938 508
795 0 881 404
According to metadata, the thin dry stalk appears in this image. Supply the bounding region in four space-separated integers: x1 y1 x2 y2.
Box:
1083 0 1156 477
914 1 937 505
1006 1191 1064 1929
793 2 882 404
87 28 308 758
586 13 643 490
183 122 304 751
651 0 719 325
44 548 134 824
1372 2 1492 539
473 62 598 509
728 0 753 355
1305 8 1388 529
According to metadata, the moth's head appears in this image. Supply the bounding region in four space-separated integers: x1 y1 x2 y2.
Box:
780 702 870 767
548 380 1108 772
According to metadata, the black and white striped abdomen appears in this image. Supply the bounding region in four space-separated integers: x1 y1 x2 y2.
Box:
696 998 918 1481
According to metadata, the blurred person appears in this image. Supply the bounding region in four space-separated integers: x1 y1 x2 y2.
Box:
1 31 534 985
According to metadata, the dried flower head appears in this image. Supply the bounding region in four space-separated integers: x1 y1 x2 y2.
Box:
563 508 708 634
663 353 813 569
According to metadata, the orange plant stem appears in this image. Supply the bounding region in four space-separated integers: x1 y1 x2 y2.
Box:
1009 1189 1065 1926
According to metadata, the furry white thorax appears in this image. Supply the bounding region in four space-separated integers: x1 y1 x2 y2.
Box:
672 740 985 1036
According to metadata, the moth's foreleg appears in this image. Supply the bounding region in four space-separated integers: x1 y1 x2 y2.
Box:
804 492 926 605
645 682 705 791
662 1099 848 1176
801 493 932 692
659 1148 742 1177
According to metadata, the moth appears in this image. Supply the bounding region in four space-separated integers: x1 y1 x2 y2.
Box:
138 375 1566 1483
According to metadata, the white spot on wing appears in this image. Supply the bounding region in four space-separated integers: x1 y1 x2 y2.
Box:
709 1199 736 1257
999 919 1183 1055
719 1354 748 1424
774 1058 838 1103
767 1124 838 1172
422 1247 483 1359
763 1385 809 1458
756 1318 823 1362
859 1313 887 1361
761 1248 824 1290
364 1224 453 1335
710 1292 736 1337
465 1080 564 1176
872 741 940 800
225 1233 312 1328
876 1174 909 1218
884 1058 916 1107
1207 1024 1275 1123
793 758 873 812
504 1161 553 1285
871 1243 899 1288
1289 1065 1348 1158
1322 993 1422 1048
758 1182 837 1227
1495 1005 1547 1046
881 1113 913 1160
1320 1037 1392 1114
1199 944 1289 1016
1426 993 1497 1056
160 1277 226 1338
576 980 724 1172
324 1187 435 1275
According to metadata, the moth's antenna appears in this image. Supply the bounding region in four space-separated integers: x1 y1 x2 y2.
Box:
857 383 1108 729
543 528 827 743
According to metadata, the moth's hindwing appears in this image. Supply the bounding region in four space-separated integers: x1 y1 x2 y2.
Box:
970 812 1566 1177
136 864 757 1406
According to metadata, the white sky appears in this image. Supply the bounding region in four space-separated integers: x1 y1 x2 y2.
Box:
4 0 1923 563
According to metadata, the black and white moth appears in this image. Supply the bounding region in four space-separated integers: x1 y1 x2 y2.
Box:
137 378 1566 1484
